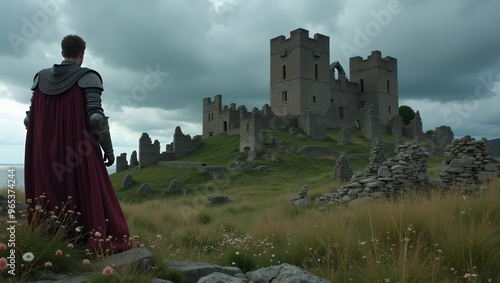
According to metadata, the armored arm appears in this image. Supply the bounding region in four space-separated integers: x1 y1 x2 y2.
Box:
79 72 115 167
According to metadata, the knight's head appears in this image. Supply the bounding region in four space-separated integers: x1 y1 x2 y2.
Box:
61 35 86 66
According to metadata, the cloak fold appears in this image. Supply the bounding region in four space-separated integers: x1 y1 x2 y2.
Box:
25 84 130 251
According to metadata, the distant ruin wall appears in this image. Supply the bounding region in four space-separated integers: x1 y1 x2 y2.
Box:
139 132 160 169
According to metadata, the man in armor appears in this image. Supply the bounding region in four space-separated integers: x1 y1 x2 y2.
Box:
24 35 130 251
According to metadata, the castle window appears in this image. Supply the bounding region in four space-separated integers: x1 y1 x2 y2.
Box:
339 107 344 119
313 96 316 103
223 121 228 132
246 123 249 131
208 113 210 121
388 106 391 113
360 101 365 108
282 91 288 102
387 80 390 93
360 79 364 93
330 99 334 105
315 64 318 80
282 65 286 80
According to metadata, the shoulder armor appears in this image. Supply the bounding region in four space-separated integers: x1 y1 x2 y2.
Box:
78 71 103 91
31 73 39 90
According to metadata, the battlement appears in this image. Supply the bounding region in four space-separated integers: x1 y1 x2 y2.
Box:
270 28 329 55
350 50 397 71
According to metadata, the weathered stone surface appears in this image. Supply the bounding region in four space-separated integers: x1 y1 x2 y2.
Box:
138 183 154 196
92 248 153 271
332 154 353 182
439 135 500 191
167 179 185 194
198 272 247 283
206 194 232 206
337 126 351 145
246 263 331 283
377 166 392 178
167 261 242 283
121 173 134 189
290 184 309 206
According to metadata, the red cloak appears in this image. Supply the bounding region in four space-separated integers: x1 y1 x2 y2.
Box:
25 84 130 252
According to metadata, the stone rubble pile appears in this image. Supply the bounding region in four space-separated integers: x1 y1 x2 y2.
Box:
439 135 500 190
206 194 232 206
337 126 351 145
332 154 353 182
121 173 134 189
317 141 429 205
364 140 387 175
290 184 309 206
137 183 154 196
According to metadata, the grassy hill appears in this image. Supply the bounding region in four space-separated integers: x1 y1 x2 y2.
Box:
110 128 436 203
488 138 500 156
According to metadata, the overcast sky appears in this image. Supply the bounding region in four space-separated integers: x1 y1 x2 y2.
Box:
1 0 499 165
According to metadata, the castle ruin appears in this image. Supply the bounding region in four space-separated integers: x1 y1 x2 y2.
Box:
202 28 416 150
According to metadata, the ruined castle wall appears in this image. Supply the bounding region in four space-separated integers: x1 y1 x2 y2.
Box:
173 126 203 158
297 112 326 140
116 153 128 173
240 110 263 152
139 133 160 169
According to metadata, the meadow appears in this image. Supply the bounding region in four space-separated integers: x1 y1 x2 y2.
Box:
1 128 499 282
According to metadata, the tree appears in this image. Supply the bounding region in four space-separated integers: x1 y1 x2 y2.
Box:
399 105 415 125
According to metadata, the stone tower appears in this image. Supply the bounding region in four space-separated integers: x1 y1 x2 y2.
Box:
270 28 330 116
349 50 398 124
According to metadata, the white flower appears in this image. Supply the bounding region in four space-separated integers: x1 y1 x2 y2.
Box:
235 251 239 255
23 252 35 262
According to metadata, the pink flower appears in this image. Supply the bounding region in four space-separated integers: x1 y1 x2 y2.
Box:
102 266 113 276
82 259 90 265
55 249 63 256
94 231 102 238
67 243 74 248
464 273 471 279
0 257 7 271
0 243 6 250
44 261 52 267
157 234 162 241
139 244 145 248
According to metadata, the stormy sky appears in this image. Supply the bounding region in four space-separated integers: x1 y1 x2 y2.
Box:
1 0 499 165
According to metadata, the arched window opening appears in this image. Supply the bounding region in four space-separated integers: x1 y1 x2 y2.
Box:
223 121 228 132
313 96 316 103
315 64 318 80
387 80 390 93
282 65 286 79
360 79 364 93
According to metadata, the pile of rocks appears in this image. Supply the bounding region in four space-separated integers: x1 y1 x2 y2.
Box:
206 194 232 206
138 183 154 196
290 184 309 206
337 126 351 145
439 135 500 190
317 141 429 205
332 154 353 182
364 140 386 175
167 179 185 194
121 173 134 189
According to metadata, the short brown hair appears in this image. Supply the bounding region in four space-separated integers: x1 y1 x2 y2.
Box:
61 35 86 58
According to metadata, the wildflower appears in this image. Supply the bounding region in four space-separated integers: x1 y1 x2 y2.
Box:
235 251 240 255
232 262 235 265
157 234 162 241
94 231 102 237
44 261 53 267
140 244 145 248
464 273 471 279
55 249 63 256
0 243 6 250
22 252 35 262
82 259 90 265
67 243 74 248
102 266 113 276
0 257 7 271
75 226 82 232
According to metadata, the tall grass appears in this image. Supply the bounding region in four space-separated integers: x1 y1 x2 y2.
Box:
121 179 500 282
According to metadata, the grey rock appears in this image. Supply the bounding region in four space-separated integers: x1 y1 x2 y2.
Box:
91 248 153 271
377 165 392 178
167 179 185 194
246 263 331 283
206 194 232 206
121 173 134 189
198 272 247 283
167 261 242 283
138 183 154 196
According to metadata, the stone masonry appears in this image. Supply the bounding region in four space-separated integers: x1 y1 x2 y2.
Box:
332 154 353 182
317 141 429 205
439 135 500 190
337 126 351 145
